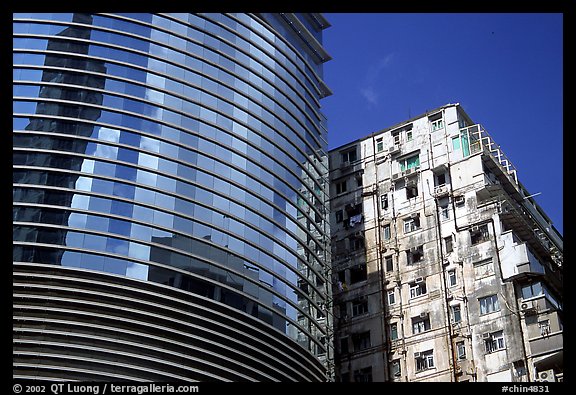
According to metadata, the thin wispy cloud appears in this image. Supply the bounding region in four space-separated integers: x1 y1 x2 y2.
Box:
360 52 395 107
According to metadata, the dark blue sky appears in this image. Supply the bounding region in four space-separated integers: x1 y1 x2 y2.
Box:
321 13 563 235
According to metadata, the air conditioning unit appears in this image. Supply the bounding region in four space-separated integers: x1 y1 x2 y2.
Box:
454 195 465 205
414 352 421 358
388 146 400 154
415 276 424 283
403 168 413 176
520 300 537 314
536 369 556 382
391 173 400 181
481 333 491 340
410 212 419 219
419 312 428 318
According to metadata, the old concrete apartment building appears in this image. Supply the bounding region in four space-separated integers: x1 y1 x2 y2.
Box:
328 103 563 382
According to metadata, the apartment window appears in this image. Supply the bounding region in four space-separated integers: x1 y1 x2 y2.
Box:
335 209 343 223
383 224 391 240
403 215 421 233
381 193 389 210
352 331 371 351
456 341 466 360
444 235 453 253
341 148 357 163
391 359 401 378
393 132 401 146
389 322 399 340
409 281 427 299
470 224 489 245
406 182 419 199
439 203 450 220
406 130 413 141
339 337 349 355
350 264 367 284
448 269 457 287
479 294 500 315
412 314 431 334
336 180 347 194
399 155 420 172
353 367 372 382
521 282 543 299
415 350 435 372
385 255 393 272
474 258 494 278
431 118 444 131
406 245 424 265
387 289 396 305
352 298 369 317
350 236 364 252
484 330 505 353
338 302 347 320
436 172 447 186
452 135 461 151
376 137 384 153
538 320 551 336
451 304 462 323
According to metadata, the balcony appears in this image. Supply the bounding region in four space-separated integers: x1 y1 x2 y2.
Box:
529 331 563 357
499 231 545 280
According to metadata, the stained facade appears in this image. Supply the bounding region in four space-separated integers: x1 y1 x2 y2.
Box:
329 103 563 382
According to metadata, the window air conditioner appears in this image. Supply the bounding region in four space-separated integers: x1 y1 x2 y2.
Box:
536 369 556 382
481 333 491 340
454 195 465 205
414 352 421 358
391 173 400 181
415 276 424 283
520 300 537 314
419 312 428 318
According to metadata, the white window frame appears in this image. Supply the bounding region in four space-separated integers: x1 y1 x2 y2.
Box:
406 129 413 141
391 359 401 377
440 204 450 220
538 320 551 336
404 216 420 233
383 223 391 240
456 341 466 359
389 322 399 340
387 288 396 305
451 304 462 323
484 330 505 353
448 269 457 287
431 118 444 132
409 282 427 299
415 350 435 371
479 294 500 315
376 137 384 153
412 315 431 334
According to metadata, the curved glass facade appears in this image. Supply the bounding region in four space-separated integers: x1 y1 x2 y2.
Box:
13 13 332 381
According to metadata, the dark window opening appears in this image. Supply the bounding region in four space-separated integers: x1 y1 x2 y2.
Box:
350 264 367 283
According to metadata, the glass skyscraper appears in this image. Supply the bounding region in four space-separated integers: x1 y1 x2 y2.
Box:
13 13 332 381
